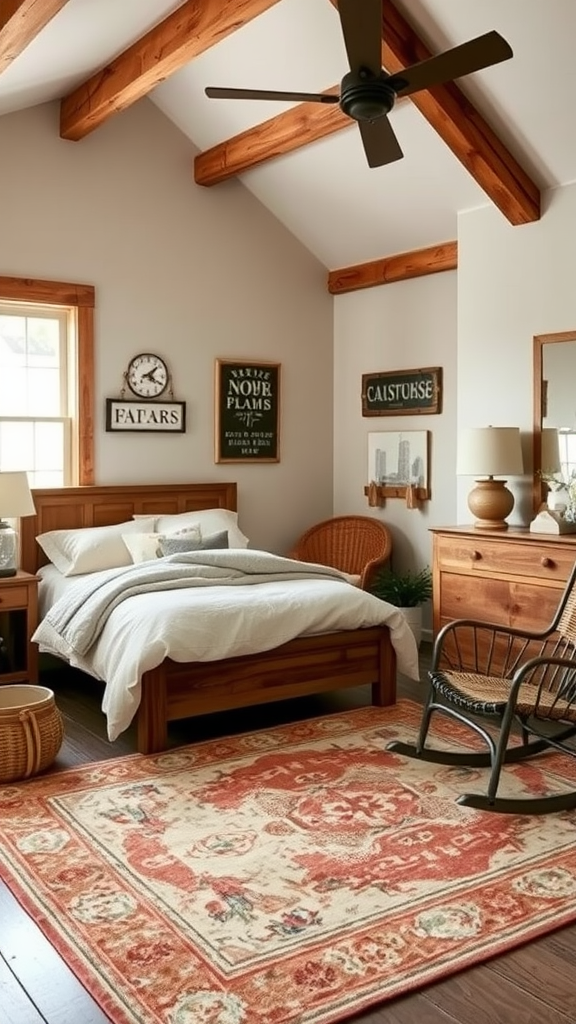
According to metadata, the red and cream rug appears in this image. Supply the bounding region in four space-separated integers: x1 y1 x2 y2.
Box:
1 700 576 1024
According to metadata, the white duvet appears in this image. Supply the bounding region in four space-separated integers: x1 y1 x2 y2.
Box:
33 549 420 742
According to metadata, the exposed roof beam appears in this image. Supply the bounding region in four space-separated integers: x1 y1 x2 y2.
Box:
60 0 282 141
328 241 457 294
0 0 70 73
195 1 540 227
195 88 351 186
376 1 540 225
195 90 408 185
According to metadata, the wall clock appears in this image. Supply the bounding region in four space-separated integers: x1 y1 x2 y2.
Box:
107 352 186 433
125 352 169 399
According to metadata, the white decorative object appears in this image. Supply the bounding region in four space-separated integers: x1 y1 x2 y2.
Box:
547 487 569 512
529 510 576 535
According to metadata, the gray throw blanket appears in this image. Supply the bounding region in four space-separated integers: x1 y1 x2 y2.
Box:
41 549 349 657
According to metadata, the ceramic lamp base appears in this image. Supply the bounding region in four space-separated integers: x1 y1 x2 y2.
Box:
467 478 514 530
0 522 17 576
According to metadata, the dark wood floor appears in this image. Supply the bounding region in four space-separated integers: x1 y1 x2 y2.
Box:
2 647 576 1024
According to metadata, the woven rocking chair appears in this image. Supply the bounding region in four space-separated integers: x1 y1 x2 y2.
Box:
288 515 392 591
388 562 576 814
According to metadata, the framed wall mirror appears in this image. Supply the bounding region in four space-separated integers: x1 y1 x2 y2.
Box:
533 329 576 511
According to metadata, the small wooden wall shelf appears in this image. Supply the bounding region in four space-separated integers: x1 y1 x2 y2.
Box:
364 483 430 508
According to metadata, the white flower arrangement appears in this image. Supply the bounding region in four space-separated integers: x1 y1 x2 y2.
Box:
541 470 569 492
540 470 576 518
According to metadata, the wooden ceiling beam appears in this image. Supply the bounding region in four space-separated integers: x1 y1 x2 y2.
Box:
377 1 540 225
195 0 540 227
195 88 351 186
195 90 408 185
60 0 282 141
0 0 71 73
328 241 457 294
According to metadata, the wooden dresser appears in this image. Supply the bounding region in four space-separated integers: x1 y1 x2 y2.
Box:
431 526 576 637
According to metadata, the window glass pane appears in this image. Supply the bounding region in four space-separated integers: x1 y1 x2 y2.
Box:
0 420 66 481
0 421 34 469
559 431 576 482
0 315 26 364
28 368 61 415
29 470 63 488
0 368 27 414
35 421 64 471
27 317 59 366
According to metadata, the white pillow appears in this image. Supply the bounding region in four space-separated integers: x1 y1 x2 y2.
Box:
135 509 249 549
37 517 156 576
122 525 202 564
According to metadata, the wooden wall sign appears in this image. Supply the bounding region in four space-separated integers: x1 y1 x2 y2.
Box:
215 359 280 463
362 366 442 417
106 399 186 432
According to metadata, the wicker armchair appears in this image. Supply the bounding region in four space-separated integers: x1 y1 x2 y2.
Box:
288 515 392 591
388 562 576 814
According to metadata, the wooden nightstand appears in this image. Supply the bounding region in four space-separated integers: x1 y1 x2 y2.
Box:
0 571 39 685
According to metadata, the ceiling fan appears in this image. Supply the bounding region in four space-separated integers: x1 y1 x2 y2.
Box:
205 0 512 169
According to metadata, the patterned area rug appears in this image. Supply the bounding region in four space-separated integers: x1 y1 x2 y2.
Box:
2 700 576 1024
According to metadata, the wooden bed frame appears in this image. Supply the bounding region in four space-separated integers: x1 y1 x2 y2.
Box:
20 482 397 753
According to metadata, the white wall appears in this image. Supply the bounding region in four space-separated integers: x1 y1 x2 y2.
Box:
457 181 576 525
0 100 334 554
333 269 458 633
333 180 576 627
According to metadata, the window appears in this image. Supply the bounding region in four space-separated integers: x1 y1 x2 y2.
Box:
0 276 94 487
0 302 72 485
558 429 576 485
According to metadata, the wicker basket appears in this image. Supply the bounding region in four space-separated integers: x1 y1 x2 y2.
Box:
0 685 64 783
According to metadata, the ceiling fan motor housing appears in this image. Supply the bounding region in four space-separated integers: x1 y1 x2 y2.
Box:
339 70 396 122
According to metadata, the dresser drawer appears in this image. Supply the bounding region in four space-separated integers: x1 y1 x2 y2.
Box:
439 572 562 630
0 586 29 610
434 534 576 582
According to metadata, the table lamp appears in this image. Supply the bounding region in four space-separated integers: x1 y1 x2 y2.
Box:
540 427 561 477
457 426 524 530
0 472 36 577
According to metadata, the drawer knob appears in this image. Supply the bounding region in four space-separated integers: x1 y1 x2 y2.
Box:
541 557 554 568
470 550 482 561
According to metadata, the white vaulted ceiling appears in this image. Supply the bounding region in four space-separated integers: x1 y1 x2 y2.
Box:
1 0 575 272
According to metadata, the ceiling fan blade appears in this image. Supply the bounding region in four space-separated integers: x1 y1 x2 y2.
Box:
388 30 513 98
205 86 339 104
338 0 383 76
358 115 403 168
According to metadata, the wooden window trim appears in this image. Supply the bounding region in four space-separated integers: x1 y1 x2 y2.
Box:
0 275 95 485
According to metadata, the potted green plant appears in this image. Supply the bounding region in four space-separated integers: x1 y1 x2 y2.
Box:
369 566 432 647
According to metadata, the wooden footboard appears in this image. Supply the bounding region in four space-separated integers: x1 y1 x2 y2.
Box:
137 626 396 753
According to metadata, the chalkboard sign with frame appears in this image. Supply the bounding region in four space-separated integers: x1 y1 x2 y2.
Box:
362 366 442 416
215 359 281 463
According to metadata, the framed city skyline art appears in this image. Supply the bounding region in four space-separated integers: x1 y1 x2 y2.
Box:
367 430 430 502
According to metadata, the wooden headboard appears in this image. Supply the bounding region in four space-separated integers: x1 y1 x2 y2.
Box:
20 482 237 574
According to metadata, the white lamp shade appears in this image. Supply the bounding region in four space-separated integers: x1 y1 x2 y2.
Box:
457 427 524 478
540 428 561 475
0 472 36 517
